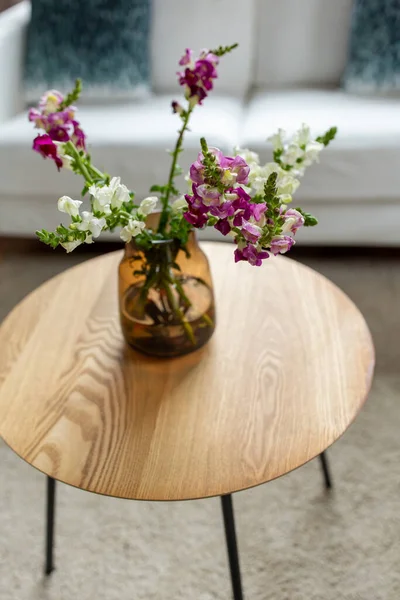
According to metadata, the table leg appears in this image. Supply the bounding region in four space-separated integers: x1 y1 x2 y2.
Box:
45 476 56 576
220 494 244 600
319 451 333 489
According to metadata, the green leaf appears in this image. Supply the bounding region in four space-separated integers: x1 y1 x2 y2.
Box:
210 43 238 57
150 184 167 193
295 207 318 227
316 126 337 147
57 79 82 111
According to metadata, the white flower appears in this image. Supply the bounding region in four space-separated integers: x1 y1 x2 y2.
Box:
278 194 293 204
171 196 188 212
109 176 121 191
54 142 73 170
282 143 304 167
120 219 146 243
234 147 260 166
276 173 300 196
138 196 158 217
90 179 131 212
89 184 113 214
267 128 285 151
60 239 82 253
302 140 324 166
113 184 130 209
294 123 311 147
76 211 106 238
57 196 82 217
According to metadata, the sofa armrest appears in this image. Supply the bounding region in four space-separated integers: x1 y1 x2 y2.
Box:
0 1 31 124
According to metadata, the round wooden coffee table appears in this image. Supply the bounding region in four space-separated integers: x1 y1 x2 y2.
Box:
0 243 374 599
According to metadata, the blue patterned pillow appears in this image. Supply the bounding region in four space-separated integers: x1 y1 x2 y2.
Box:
25 0 151 99
342 0 400 92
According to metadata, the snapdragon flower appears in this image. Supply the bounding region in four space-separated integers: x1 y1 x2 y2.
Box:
120 219 146 243
184 140 311 266
58 195 82 217
267 123 336 176
177 48 219 106
137 196 158 217
29 82 86 171
89 177 131 214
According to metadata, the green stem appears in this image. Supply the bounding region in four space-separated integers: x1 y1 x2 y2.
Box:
87 163 106 181
162 279 196 346
65 141 93 184
158 108 193 234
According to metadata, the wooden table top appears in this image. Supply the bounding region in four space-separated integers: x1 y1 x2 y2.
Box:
0 243 374 501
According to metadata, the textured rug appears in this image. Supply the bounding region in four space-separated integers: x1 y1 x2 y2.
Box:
0 242 399 600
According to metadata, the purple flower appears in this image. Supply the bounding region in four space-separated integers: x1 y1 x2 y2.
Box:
220 155 250 185
184 208 208 228
210 201 235 219
28 88 86 153
241 221 263 244
32 134 63 170
179 48 194 66
72 121 86 149
214 218 231 236
235 245 269 266
177 48 219 105
251 202 267 222
28 107 46 129
47 125 71 143
189 159 205 184
196 184 222 207
270 235 295 255
282 208 305 234
171 100 184 115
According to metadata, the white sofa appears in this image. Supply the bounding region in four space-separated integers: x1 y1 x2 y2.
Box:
1 0 400 244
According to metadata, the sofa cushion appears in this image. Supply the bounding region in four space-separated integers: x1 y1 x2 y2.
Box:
151 0 256 97
240 89 400 202
255 0 353 87
25 0 151 100
0 95 243 201
342 0 400 93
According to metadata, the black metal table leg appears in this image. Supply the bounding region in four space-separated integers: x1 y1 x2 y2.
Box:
319 451 333 489
45 476 56 576
221 494 244 600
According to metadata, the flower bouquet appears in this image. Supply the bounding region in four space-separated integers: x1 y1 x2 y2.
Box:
30 44 336 357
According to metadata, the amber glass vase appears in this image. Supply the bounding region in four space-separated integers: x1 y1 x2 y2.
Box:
118 231 216 358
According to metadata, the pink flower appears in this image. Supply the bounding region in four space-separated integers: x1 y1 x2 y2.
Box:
210 201 235 219
39 90 64 114
179 48 194 66
28 88 86 153
241 221 263 244
72 121 86 149
177 48 219 105
270 235 295 255
28 107 46 129
32 134 63 170
220 155 250 185
196 184 222 206
235 245 269 266
251 202 267 222
282 208 305 234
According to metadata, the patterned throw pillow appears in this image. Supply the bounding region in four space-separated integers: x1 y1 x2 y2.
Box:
342 0 400 92
25 0 151 99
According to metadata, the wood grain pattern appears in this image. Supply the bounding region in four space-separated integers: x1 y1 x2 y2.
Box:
0 244 375 501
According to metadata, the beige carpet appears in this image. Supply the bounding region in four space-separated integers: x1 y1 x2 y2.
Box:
1 243 400 600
